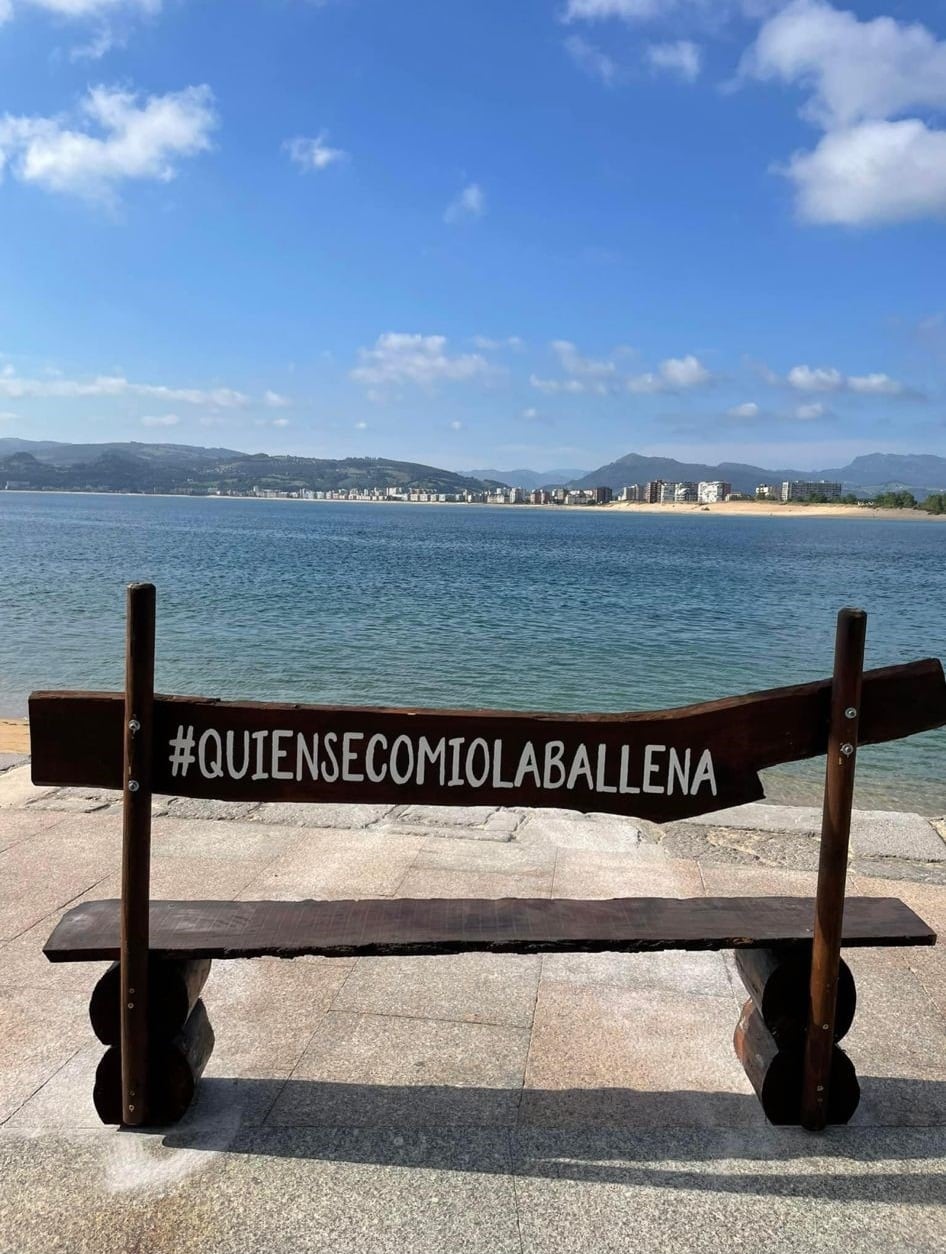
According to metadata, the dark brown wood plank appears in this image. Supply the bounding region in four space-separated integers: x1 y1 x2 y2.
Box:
803 607 865 1130
43 895 936 963
28 658 946 822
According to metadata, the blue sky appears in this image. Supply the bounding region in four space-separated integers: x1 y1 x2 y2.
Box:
0 0 944 473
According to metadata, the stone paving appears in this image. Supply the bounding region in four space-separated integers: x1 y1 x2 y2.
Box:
1 754 945 1253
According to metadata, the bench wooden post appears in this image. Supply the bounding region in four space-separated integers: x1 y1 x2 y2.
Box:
120 582 156 1127
802 607 867 1130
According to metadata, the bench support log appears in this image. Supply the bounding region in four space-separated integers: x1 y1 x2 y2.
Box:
94 999 215 1127
734 999 859 1125
733 946 856 1046
120 582 156 1127
90 957 212 1047
802 608 866 1131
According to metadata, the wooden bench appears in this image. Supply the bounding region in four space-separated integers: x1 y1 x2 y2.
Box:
32 585 944 1131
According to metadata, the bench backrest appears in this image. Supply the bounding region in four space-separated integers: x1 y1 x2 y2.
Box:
27 659 946 823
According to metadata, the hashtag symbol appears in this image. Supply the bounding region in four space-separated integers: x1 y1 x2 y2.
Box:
168 725 196 778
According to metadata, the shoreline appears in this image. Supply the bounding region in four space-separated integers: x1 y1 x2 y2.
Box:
2 487 945 521
605 499 946 520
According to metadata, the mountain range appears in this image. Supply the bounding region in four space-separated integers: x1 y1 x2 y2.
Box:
475 452 946 498
2 440 945 500
568 452 946 499
0 440 501 496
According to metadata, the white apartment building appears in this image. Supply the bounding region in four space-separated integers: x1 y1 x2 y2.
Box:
697 480 732 504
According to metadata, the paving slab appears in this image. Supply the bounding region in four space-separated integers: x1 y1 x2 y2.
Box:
414 833 556 876
203 956 355 1076
252 802 394 828
541 950 734 1000
25 794 114 814
150 816 305 862
0 765 56 809
512 1126 946 1254
395 866 553 899
0 807 68 854
268 1012 532 1127
238 832 424 900
0 1126 522 1254
333 952 542 1027
0 984 91 1124
684 803 946 862
516 811 645 852
78 855 275 905
551 849 703 899
163 797 261 822
396 805 521 835
521 983 758 1129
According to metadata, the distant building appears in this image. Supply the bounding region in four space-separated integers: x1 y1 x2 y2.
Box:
755 484 780 501
698 480 732 504
591 486 613 504
781 480 842 503
619 484 643 502
676 482 698 502
643 480 664 503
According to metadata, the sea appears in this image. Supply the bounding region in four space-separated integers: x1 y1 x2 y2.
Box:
1 491 944 813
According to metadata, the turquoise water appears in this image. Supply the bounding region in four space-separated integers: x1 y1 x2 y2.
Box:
1 492 944 812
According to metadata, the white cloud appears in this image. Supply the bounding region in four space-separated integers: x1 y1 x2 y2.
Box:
0 83 215 204
743 0 946 130
794 401 824 419
1 0 156 22
271 417 290 428
140 413 179 428
444 182 485 224
0 367 250 407
351 333 490 387
647 40 702 82
742 2 946 227
786 364 844 391
449 420 463 430
530 373 590 394
659 353 711 387
784 363 911 394
473 335 523 350
564 35 619 85
848 371 905 395
263 390 291 408
551 339 616 378
627 354 712 392
563 0 669 19
70 26 119 60
0 410 17 421
785 120 946 226
284 131 348 172
354 420 368 430
728 401 759 418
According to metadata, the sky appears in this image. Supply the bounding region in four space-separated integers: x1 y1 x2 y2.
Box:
0 0 945 474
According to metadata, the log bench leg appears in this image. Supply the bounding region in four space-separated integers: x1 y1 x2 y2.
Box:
733 946 860 1126
88 958 215 1126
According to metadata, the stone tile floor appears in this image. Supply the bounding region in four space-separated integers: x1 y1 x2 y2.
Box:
1 756 945 1253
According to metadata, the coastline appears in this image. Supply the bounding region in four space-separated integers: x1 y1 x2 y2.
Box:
604 499 946 520
2 487 945 520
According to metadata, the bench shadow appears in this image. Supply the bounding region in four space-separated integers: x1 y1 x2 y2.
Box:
156 1075 946 1203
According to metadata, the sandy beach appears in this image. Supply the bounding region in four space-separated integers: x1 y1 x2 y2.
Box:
0 720 29 753
605 499 946 520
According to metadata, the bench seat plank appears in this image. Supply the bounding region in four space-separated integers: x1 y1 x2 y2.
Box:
44 896 935 962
